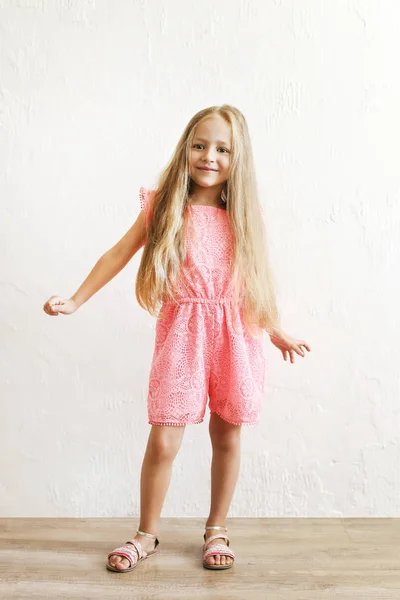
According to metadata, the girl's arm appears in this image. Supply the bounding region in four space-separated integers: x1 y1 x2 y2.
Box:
71 210 147 308
43 211 147 315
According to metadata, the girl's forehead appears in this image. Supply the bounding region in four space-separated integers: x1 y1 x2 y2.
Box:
193 115 232 143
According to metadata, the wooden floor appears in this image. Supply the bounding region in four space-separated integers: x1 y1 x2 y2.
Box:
0 518 398 599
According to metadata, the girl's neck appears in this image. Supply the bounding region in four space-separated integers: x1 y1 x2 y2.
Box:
188 184 226 208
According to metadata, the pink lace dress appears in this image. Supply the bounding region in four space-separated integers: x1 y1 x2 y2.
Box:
139 187 266 426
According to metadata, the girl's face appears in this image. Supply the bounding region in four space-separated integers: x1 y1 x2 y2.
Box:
188 115 232 189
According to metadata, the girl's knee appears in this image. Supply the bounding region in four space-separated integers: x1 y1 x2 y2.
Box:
209 416 241 452
211 433 240 453
147 425 185 462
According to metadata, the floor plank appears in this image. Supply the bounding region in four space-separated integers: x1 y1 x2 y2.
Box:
0 518 398 599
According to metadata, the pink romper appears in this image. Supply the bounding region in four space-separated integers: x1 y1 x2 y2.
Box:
139 187 266 427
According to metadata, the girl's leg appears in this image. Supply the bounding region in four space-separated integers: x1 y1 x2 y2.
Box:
108 424 186 571
205 412 242 567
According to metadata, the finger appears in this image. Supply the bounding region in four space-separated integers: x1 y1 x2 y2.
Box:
289 350 295 363
51 299 65 308
282 351 287 361
299 341 311 352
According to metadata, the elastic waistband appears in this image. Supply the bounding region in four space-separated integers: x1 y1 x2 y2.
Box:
164 297 233 305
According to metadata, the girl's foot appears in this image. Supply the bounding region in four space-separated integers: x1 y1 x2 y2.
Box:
203 526 235 569
107 531 158 572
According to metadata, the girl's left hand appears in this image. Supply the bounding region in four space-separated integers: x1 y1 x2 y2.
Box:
269 329 311 363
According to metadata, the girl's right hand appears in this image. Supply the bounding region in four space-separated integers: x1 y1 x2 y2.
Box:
43 296 79 316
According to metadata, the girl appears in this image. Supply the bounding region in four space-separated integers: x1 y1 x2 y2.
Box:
43 104 310 573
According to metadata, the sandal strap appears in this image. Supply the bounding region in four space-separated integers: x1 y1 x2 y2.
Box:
204 533 230 546
136 528 157 540
205 525 227 532
108 539 145 567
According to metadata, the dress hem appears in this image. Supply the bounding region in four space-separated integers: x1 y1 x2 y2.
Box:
210 410 259 427
148 419 204 427
148 411 259 427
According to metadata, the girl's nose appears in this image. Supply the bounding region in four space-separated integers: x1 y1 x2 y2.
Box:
203 148 216 162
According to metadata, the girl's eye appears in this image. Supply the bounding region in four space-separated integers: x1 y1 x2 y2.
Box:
193 144 229 153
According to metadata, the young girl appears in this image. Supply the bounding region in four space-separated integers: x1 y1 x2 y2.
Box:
43 104 310 573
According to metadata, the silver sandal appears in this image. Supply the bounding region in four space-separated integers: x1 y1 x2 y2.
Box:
203 525 235 570
106 528 159 573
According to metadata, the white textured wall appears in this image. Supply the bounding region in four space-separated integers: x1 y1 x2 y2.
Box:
1 0 399 518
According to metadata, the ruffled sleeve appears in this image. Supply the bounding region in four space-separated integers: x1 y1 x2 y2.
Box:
139 187 155 228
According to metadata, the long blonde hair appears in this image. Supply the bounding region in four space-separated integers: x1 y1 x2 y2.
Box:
135 104 280 338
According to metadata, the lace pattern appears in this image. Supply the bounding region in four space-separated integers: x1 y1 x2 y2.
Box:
139 187 266 426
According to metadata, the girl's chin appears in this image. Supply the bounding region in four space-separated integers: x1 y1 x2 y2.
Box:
192 180 221 188
191 175 225 186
